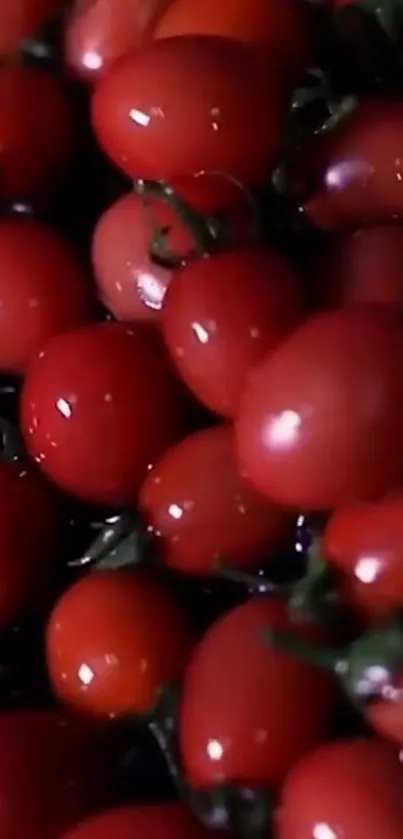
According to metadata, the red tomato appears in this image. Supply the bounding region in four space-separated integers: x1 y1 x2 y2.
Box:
0 66 75 203
0 709 105 839
315 225 403 311
64 0 174 85
180 595 337 789
92 36 288 213
277 738 403 839
236 307 403 511
20 322 187 507
47 569 194 719
139 425 292 576
0 218 92 374
62 803 213 839
0 459 59 628
162 246 304 418
293 100 403 231
154 0 311 85
0 1 63 57
365 675 403 747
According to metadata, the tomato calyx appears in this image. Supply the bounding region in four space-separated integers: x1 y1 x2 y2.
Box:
69 511 156 571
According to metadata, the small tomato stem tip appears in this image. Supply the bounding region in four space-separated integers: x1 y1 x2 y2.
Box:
262 628 344 673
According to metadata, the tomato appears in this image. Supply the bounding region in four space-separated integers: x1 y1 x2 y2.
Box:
0 709 106 839
0 459 59 628
139 425 292 576
0 1 63 57
62 803 213 839
236 307 403 511
315 225 403 311
180 595 337 789
162 246 304 418
365 674 403 747
47 569 194 719
0 218 92 374
64 0 174 85
0 66 75 203
277 738 403 839
293 100 403 231
154 0 311 85
92 35 288 213
20 322 187 507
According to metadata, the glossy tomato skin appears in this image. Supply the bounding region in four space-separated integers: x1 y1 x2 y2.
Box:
92 36 287 213
64 0 173 85
365 673 403 746
0 459 59 628
0 709 106 839
315 225 403 311
0 66 75 203
236 307 403 511
180 595 337 789
20 322 187 507
278 738 403 839
294 100 403 231
47 569 194 719
61 803 213 839
162 246 304 418
0 218 92 374
0 1 63 57
139 425 292 576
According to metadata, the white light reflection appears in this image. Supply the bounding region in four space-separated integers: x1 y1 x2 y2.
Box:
129 108 151 127
168 504 183 521
56 398 72 419
354 556 380 584
83 51 102 71
192 322 209 344
313 824 337 839
207 739 223 761
78 663 95 686
268 410 301 448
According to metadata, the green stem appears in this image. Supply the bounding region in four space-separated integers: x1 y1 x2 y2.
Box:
215 561 290 594
135 180 218 257
262 628 345 672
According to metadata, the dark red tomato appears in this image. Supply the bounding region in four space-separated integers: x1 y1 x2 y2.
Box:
277 738 403 839
0 1 63 57
0 709 105 839
92 36 287 213
365 674 403 747
64 0 173 85
236 307 403 511
0 218 92 374
0 65 75 203
180 595 337 789
293 100 403 231
315 225 403 311
62 803 213 839
162 246 304 418
20 322 187 507
47 569 194 719
139 425 292 576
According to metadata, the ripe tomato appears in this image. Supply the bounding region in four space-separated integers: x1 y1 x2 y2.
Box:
0 218 92 374
62 803 213 839
162 246 304 418
0 709 106 839
92 36 287 213
180 595 337 789
0 66 75 203
277 738 403 839
47 569 194 719
64 0 173 85
315 225 403 311
20 322 187 507
0 459 59 628
365 674 403 747
154 0 311 85
0 1 63 57
139 425 292 576
293 100 403 231
236 307 403 511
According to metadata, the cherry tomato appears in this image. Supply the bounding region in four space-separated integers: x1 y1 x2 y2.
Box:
180 595 337 789
365 673 403 747
139 425 292 576
236 307 403 511
64 0 174 85
293 100 403 231
0 218 92 374
0 709 106 839
0 65 75 203
162 245 304 418
20 322 187 507
154 0 311 86
0 1 63 57
92 36 288 213
277 738 403 839
47 569 194 719
315 225 403 311
62 803 213 839
0 459 59 628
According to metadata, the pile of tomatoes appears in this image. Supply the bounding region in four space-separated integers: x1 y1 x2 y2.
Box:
3 1 403 838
